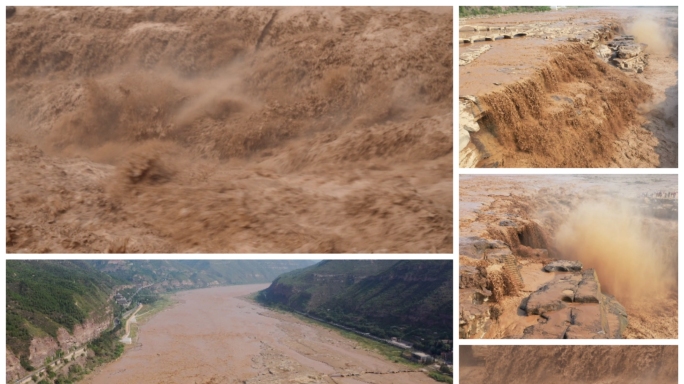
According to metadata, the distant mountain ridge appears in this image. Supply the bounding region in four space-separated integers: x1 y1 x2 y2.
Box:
90 260 317 290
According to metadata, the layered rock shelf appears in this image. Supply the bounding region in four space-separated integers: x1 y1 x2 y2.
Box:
522 266 628 339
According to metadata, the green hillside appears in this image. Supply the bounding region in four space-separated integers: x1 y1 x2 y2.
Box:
264 260 399 308
258 260 453 353
6 260 118 360
6 259 315 367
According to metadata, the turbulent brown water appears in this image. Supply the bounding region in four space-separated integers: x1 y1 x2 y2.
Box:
479 44 652 167
6 6 453 253
459 7 678 168
460 345 678 384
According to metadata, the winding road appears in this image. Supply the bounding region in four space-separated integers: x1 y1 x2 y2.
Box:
120 303 143 344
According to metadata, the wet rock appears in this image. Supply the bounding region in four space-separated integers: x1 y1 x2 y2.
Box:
459 99 480 159
460 236 489 257
462 287 493 305
499 219 517 227
522 307 573 339
460 101 480 135
524 273 582 315
459 236 512 261
459 44 492 66
543 260 582 272
596 44 613 60
618 44 641 59
459 127 471 152
521 268 627 339
607 36 648 72
574 269 601 303
565 305 608 339
460 143 481 169
612 56 646 73
460 265 488 290
604 294 628 338
460 290 492 339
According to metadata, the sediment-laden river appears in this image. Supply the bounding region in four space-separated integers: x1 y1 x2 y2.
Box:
83 284 433 384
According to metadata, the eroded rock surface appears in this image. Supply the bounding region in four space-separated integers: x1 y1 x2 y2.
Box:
525 273 582 315
460 265 488 290
459 236 513 262
543 260 582 272
595 35 649 73
459 99 483 168
459 263 497 339
460 288 493 339
459 44 492 66
522 268 627 339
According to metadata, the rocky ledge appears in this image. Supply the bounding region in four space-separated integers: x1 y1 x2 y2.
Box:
596 35 649 73
521 264 627 339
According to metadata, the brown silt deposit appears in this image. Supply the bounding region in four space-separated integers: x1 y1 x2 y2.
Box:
6 6 453 253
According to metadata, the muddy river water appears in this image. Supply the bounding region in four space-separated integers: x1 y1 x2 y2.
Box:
459 7 678 168
6 7 453 253
83 284 433 384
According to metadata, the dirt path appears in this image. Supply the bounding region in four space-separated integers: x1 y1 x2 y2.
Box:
81 284 435 384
